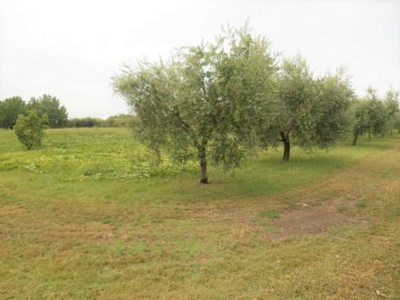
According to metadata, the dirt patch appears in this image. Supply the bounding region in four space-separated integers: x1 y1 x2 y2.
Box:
269 198 367 238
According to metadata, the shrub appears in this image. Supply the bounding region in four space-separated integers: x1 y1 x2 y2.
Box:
14 109 47 150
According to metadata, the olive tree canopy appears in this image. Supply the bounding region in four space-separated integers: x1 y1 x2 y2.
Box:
113 26 277 183
266 56 353 160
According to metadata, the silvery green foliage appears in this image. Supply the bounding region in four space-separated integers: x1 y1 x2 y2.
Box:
113 25 277 182
313 69 354 148
382 89 399 133
350 87 399 145
268 55 354 159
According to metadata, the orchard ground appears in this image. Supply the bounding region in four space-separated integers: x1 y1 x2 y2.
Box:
0 128 399 299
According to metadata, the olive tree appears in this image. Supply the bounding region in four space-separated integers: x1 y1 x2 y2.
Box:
366 88 386 139
351 99 370 146
394 112 400 134
312 69 354 148
270 55 322 161
266 56 353 160
383 89 399 134
113 26 277 183
350 87 397 145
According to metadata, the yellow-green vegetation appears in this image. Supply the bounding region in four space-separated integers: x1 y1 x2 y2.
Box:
1 128 197 181
1 128 399 299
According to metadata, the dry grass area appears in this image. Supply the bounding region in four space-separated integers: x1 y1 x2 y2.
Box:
0 129 399 299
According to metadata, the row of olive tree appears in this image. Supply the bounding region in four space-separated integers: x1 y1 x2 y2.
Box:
351 88 399 146
115 26 400 183
0 94 68 129
114 26 372 183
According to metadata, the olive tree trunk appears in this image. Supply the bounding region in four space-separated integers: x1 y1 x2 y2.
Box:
280 131 290 161
352 132 359 146
198 142 208 184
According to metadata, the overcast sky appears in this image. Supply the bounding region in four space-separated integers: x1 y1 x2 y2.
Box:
1 0 399 118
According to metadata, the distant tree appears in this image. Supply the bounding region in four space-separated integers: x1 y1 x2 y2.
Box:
14 109 47 150
351 99 370 146
382 88 399 134
394 112 400 134
67 117 104 128
365 88 386 139
272 55 318 160
113 25 277 183
27 94 68 128
104 114 134 127
312 69 354 148
350 87 396 145
0 96 26 129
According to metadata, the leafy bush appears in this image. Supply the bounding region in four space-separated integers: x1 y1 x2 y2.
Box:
14 109 47 150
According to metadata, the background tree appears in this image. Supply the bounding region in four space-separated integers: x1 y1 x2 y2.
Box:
382 88 399 134
67 117 104 128
265 57 353 160
0 96 26 129
350 87 397 145
272 55 318 161
14 109 47 150
365 88 386 139
113 26 277 183
351 99 370 146
312 69 354 148
394 112 400 134
104 114 135 127
27 94 68 128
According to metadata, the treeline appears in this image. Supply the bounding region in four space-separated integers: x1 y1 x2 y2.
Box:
0 94 133 129
0 94 68 129
67 114 134 128
113 24 400 183
351 88 400 145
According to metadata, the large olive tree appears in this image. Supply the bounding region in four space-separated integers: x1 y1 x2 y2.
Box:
113 26 277 183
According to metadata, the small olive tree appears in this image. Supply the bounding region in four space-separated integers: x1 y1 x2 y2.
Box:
273 55 318 161
264 56 353 160
383 89 399 134
14 109 47 150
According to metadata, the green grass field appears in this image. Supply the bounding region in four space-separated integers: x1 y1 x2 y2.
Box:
1 128 399 299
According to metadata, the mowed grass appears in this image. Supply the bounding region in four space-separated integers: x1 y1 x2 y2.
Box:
0 128 399 299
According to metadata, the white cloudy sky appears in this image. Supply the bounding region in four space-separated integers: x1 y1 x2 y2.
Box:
0 0 399 118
